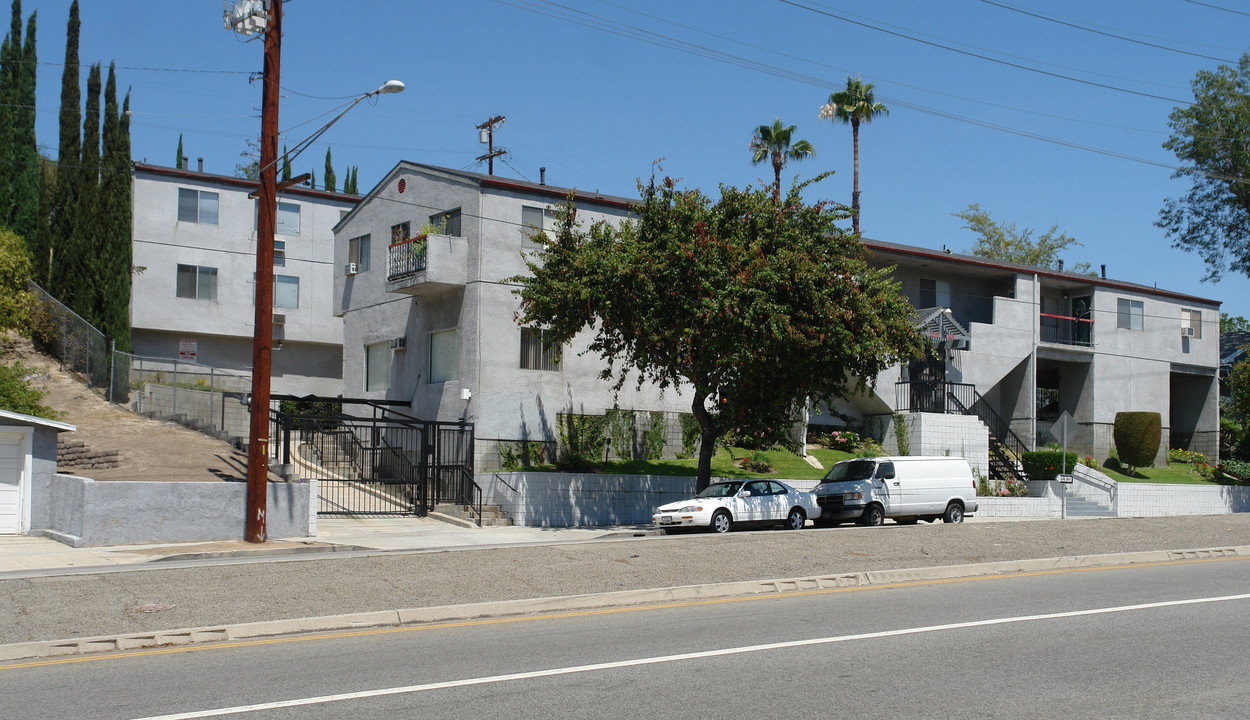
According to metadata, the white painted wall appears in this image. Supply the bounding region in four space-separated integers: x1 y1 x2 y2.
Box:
131 166 356 396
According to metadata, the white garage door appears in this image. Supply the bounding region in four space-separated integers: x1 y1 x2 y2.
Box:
0 431 24 534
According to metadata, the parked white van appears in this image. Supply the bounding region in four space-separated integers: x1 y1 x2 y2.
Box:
813 456 978 526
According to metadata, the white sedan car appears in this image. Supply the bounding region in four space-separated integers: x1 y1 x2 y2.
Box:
652 479 820 533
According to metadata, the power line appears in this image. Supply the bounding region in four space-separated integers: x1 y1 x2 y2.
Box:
1183 0 1250 19
977 0 1236 63
777 0 1190 104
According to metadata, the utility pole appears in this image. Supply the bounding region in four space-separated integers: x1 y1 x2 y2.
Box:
476 115 507 175
226 0 280 543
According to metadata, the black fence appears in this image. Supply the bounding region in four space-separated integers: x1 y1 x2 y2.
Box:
268 397 479 522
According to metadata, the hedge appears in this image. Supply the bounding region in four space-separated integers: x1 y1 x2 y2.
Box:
1113 411 1162 470
1021 450 1079 482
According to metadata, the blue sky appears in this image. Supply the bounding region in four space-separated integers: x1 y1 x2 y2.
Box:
20 0 1250 319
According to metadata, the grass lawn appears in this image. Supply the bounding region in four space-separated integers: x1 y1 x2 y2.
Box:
514 447 1240 488
526 446 857 480
1098 461 1218 485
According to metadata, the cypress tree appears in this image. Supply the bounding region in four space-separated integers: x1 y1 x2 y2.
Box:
99 63 130 350
280 144 290 181
323 146 335 193
0 1 22 227
56 61 98 319
309 169 315 190
175 133 183 169
11 9 37 243
350 167 358 194
44 0 78 287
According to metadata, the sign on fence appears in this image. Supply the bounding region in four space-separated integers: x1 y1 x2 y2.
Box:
179 338 197 362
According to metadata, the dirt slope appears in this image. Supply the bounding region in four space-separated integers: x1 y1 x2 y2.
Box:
3 333 250 482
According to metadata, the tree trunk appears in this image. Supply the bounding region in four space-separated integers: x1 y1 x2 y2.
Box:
851 118 861 235
691 392 720 492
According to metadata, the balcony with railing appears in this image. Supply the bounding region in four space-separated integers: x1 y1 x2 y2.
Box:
1039 312 1093 347
386 233 468 296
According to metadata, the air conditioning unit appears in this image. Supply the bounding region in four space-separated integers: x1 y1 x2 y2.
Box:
272 314 286 342
390 337 407 351
344 262 358 276
1181 326 1196 338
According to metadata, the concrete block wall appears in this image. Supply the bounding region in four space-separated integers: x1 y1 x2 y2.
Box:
1115 483 1250 516
880 412 989 478
479 471 701 527
29 475 312 546
138 384 250 439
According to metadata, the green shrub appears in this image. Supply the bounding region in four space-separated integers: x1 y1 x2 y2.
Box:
0 228 33 332
1219 459 1250 481
498 441 520 470
1113 411 1162 471
1167 448 1207 465
645 411 666 460
556 412 607 470
1021 450 1078 481
678 413 701 459
0 360 60 419
605 408 634 460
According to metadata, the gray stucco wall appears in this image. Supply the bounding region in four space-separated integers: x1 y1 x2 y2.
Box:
30 475 311 546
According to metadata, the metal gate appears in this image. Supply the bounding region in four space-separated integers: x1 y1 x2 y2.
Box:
269 397 478 521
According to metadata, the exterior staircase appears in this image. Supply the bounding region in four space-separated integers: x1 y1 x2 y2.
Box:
433 502 512 527
1062 495 1114 517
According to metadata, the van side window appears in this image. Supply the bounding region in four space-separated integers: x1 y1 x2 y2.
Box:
877 462 896 480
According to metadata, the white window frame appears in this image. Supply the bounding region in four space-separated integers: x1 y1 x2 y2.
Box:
273 239 286 267
1117 298 1144 331
348 234 371 272
429 328 460 384
276 201 300 236
1182 309 1202 339
274 275 299 309
175 264 217 301
365 341 391 392
521 206 558 244
178 188 219 225
520 327 561 371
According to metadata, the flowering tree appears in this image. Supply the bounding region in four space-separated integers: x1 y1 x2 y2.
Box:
513 173 927 490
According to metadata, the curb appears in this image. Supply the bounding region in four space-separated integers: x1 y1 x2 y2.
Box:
3 544 1245 663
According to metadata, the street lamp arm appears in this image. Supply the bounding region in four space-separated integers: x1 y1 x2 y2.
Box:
259 80 405 177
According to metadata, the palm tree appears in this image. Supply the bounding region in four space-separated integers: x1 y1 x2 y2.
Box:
820 75 888 235
750 118 814 200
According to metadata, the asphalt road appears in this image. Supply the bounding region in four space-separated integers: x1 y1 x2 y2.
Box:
5 553 1249 719
3 514 1250 647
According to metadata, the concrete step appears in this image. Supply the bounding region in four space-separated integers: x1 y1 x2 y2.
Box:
1063 497 1114 517
434 503 513 526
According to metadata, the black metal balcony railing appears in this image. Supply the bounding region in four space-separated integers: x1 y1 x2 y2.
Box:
387 236 428 281
1039 312 1093 347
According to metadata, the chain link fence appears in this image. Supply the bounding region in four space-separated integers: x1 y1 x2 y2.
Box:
28 281 255 442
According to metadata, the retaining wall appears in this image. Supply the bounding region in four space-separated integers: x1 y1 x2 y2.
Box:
29 475 314 546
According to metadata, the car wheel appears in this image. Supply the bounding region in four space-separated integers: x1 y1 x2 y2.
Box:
943 503 964 523
896 516 919 525
785 507 806 530
859 504 885 526
711 510 732 534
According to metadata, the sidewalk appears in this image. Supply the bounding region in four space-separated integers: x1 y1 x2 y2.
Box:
0 517 654 576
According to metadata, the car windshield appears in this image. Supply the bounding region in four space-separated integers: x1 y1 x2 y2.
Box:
697 482 743 498
822 460 876 483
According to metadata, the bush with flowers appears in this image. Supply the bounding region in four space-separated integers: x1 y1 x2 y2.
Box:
977 476 1028 497
1167 448 1208 465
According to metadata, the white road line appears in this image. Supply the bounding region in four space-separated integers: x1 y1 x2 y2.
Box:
131 592 1250 720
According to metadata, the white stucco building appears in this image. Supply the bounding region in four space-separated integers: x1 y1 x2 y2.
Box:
816 239 1222 469
131 162 358 395
334 162 693 469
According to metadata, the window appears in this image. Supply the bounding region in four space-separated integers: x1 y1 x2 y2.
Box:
429 329 459 383
273 239 286 267
520 327 561 371
521 205 558 243
274 275 299 309
429 209 461 237
348 234 371 272
919 278 951 309
365 342 391 392
1117 298 1144 330
177 188 219 225
391 221 411 245
276 201 300 236
1182 309 1202 339
175 264 218 301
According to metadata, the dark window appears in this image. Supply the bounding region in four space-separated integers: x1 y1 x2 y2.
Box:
429 209 461 237
520 327 561 371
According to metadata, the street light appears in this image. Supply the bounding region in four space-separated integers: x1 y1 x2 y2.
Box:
245 73 405 543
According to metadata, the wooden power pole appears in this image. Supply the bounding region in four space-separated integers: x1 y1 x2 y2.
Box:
227 0 282 543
